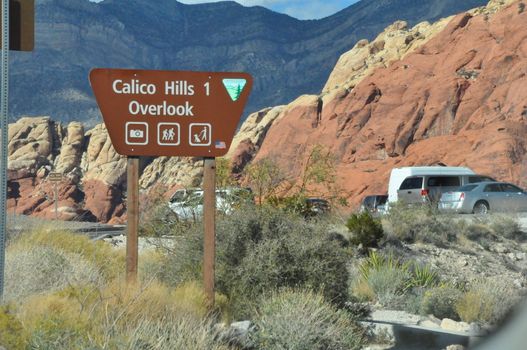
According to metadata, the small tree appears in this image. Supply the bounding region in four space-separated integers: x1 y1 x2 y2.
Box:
346 212 384 247
244 158 288 205
296 145 348 208
215 157 237 188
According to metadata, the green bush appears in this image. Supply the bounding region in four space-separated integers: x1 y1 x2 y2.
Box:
151 205 350 319
347 212 384 247
420 285 462 320
383 203 456 245
250 289 363 350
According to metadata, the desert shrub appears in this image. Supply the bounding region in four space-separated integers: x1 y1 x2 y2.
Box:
250 289 363 350
353 251 439 309
122 316 229 350
459 221 496 243
488 215 526 241
5 245 101 302
347 212 384 247
420 285 462 320
151 205 350 319
456 278 519 324
383 203 456 245
367 265 410 307
350 279 376 302
403 288 426 315
0 305 27 350
16 280 231 349
230 233 349 318
355 251 410 308
19 292 95 349
218 207 349 318
9 229 125 280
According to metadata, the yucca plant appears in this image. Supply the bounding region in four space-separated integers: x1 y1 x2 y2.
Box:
406 263 439 291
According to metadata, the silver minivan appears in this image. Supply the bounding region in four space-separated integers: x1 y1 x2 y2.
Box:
397 174 495 205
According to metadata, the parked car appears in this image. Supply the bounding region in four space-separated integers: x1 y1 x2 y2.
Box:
438 182 527 214
168 188 200 206
305 198 330 215
388 166 495 205
360 195 388 215
169 187 253 220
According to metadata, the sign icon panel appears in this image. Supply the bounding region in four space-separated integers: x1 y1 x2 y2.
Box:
158 123 180 146
126 122 148 145
189 123 211 146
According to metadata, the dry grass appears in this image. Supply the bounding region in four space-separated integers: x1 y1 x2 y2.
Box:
5 245 101 303
9 229 125 280
456 278 519 324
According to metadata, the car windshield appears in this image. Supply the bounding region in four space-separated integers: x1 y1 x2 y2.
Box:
458 184 478 192
170 191 187 202
185 192 204 205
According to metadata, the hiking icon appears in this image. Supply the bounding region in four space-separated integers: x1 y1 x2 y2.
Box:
157 123 181 146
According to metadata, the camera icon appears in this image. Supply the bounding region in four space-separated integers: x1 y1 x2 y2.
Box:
129 129 144 138
125 122 148 145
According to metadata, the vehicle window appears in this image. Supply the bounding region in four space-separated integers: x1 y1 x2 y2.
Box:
484 184 502 192
427 176 460 187
377 196 388 205
399 177 423 190
186 192 204 205
170 191 187 202
458 184 478 192
501 184 523 193
363 196 375 207
468 176 495 183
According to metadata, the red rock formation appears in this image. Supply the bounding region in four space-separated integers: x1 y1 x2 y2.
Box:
255 1 527 207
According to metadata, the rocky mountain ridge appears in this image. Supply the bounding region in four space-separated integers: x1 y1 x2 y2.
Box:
10 0 488 125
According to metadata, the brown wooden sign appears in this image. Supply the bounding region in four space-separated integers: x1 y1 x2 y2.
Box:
89 69 253 157
48 172 62 182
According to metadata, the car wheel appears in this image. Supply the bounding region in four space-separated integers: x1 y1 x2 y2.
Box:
473 201 489 215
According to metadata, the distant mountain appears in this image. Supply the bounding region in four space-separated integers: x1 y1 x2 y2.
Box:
10 0 488 126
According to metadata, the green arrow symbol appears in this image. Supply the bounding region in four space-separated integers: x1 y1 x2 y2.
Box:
222 79 247 101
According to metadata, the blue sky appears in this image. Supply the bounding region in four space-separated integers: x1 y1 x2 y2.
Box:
175 1 361 20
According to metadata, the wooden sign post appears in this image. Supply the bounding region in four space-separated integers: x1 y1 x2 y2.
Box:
126 157 139 284
203 158 216 307
89 69 253 307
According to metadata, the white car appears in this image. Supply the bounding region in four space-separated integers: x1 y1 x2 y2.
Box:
168 187 253 220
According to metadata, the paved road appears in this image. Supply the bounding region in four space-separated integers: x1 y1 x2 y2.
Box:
6 214 125 240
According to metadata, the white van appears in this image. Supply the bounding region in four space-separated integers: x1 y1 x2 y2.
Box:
388 166 494 204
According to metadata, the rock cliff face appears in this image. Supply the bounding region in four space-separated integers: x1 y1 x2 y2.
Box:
7 119 126 222
254 0 527 205
8 0 524 221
